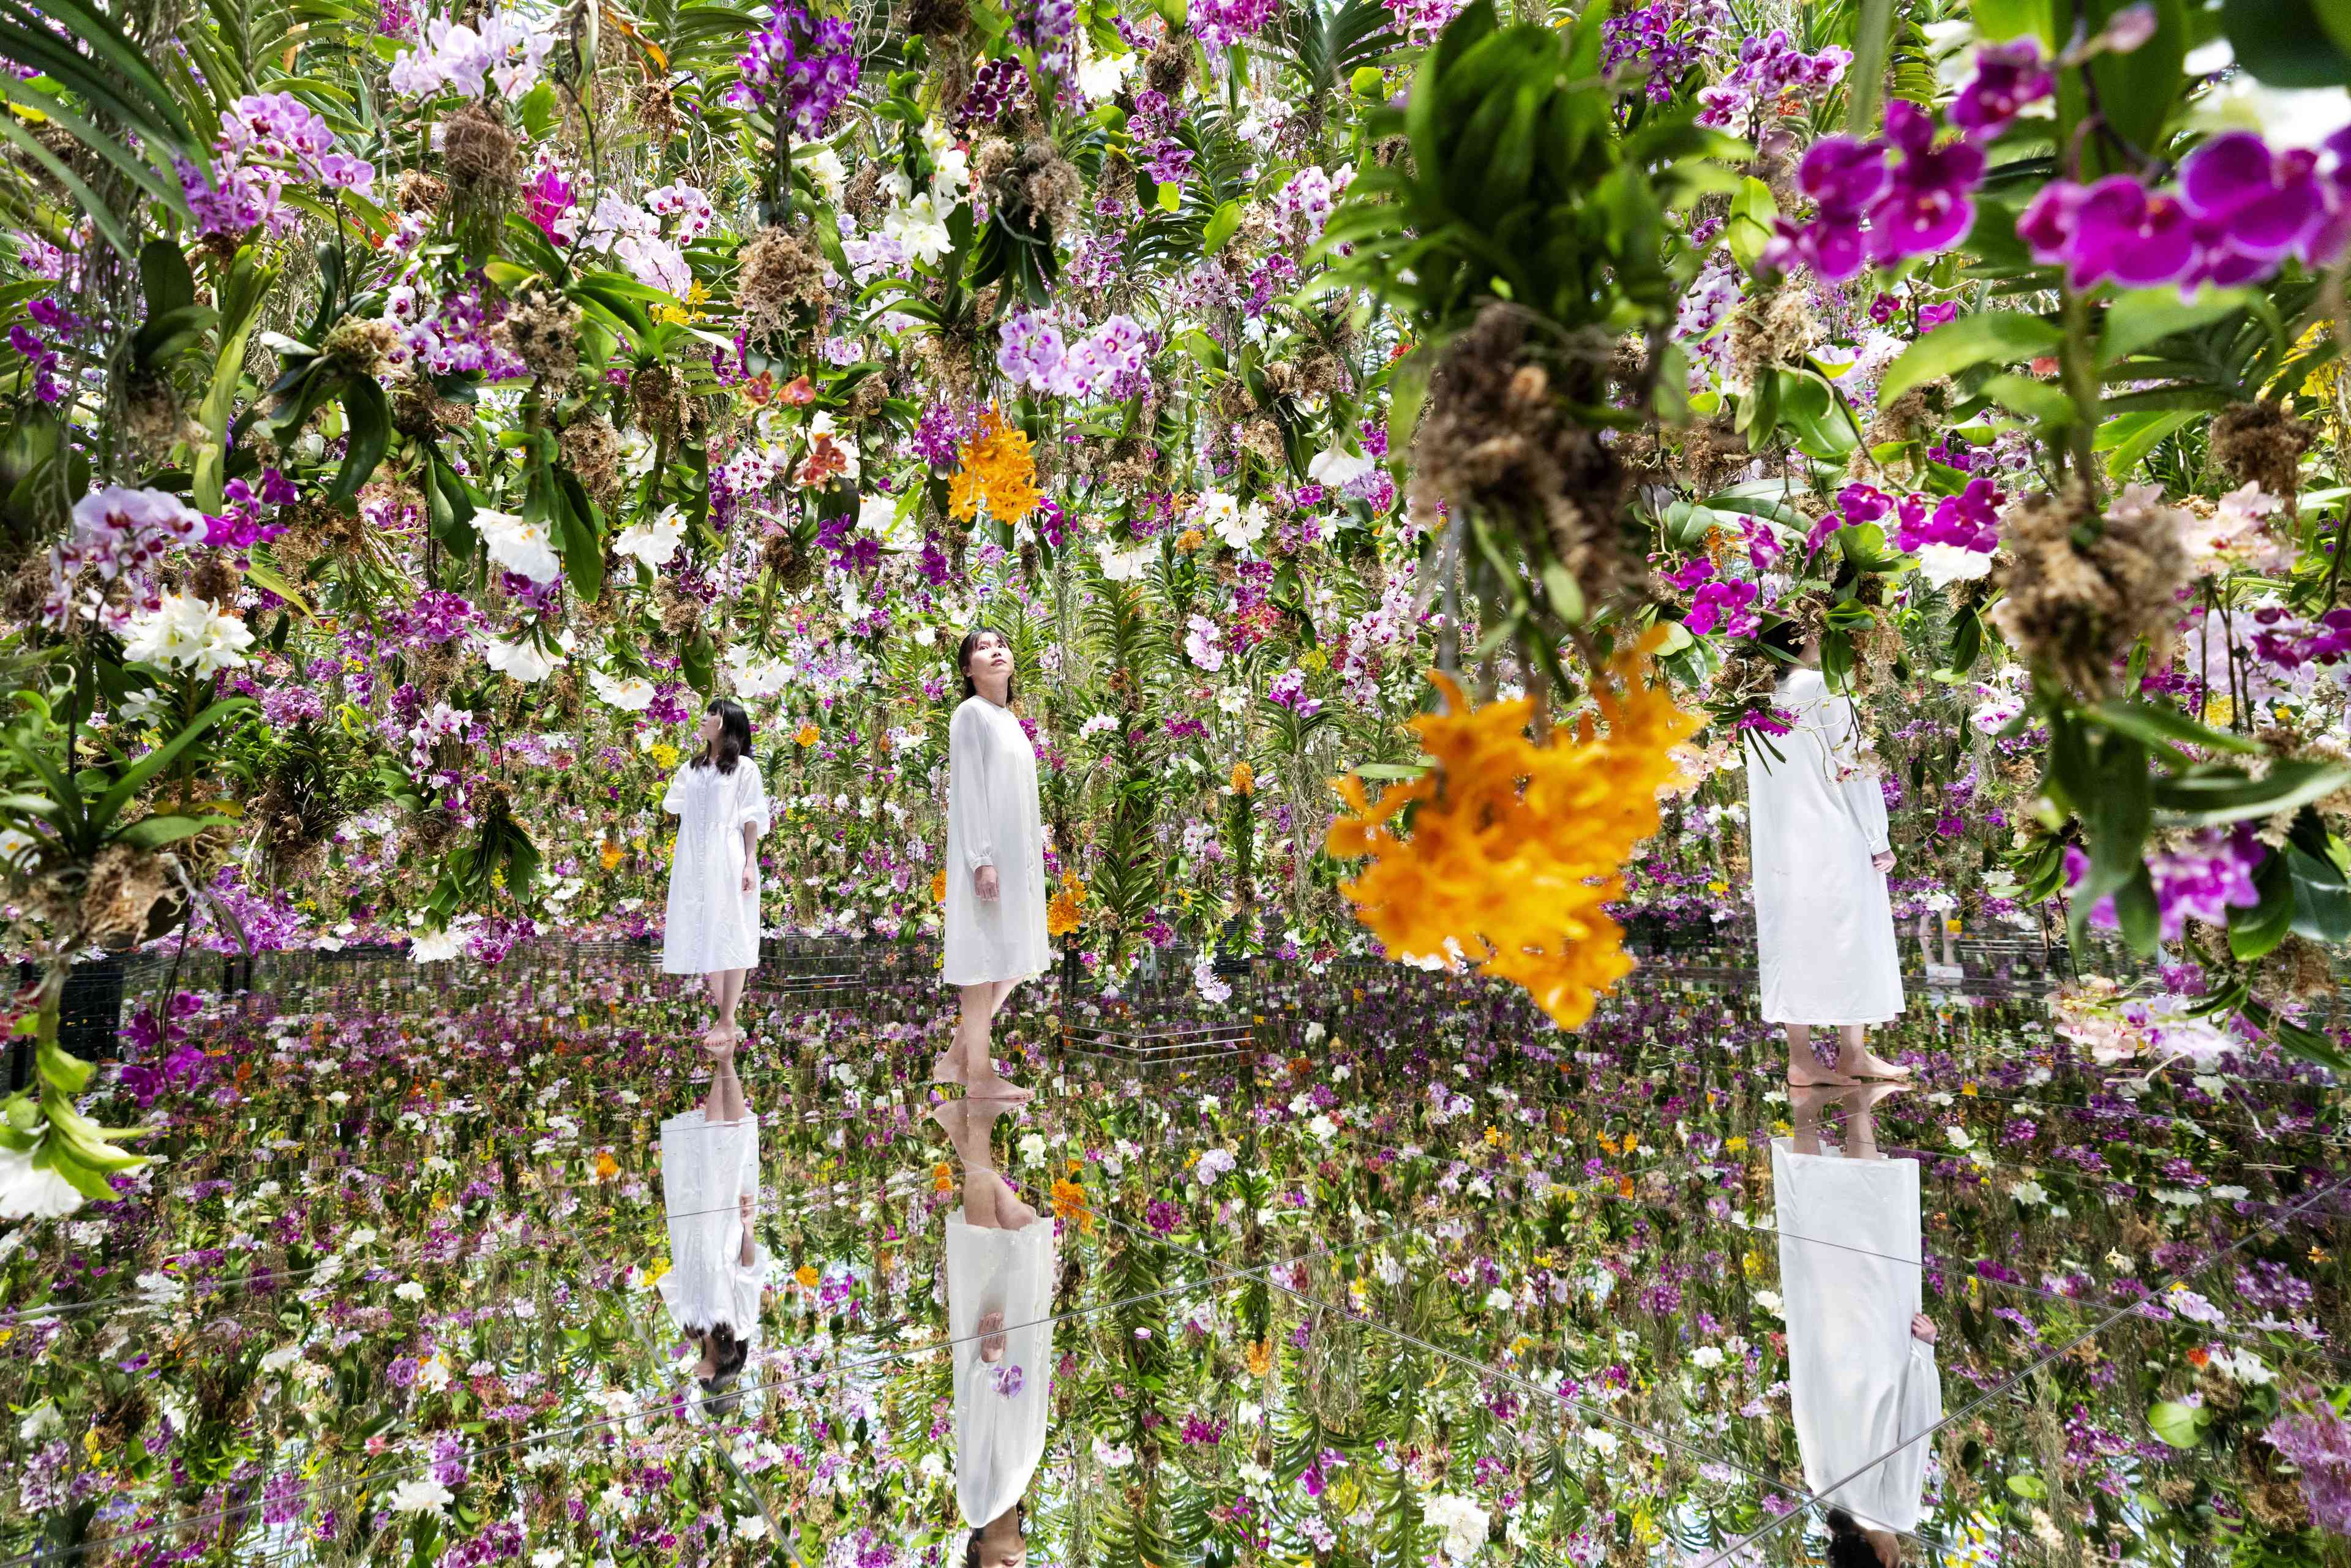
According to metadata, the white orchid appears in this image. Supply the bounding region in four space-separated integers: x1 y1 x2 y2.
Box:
613 507 685 568
123 593 255 675
476 508 561 582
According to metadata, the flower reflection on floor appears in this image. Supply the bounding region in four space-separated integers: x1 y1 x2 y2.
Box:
2 946 2349 1567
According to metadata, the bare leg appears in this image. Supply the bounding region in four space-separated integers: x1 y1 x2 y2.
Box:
1788 1084 1844 1156
1842 1024 1912 1082
701 972 727 1048
1848 1081 1903 1158
959 981 1030 1101
982 977 1024 1076
715 969 747 1043
703 1035 746 1125
1785 1023 1857 1087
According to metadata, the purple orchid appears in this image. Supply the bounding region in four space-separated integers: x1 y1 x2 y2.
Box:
1948 39 2054 140
1867 102 1986 264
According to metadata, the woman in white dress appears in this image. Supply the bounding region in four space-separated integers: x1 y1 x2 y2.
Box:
932 1098 1052 1547
662 699 770 1051
1775 1085 1941 1568
1745 628 1908 1086
939 629 1049 1100
658 1034 768 1400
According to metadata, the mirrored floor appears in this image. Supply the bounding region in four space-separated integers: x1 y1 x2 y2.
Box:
5 948 2347 1567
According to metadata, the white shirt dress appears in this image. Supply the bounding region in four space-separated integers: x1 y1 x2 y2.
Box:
1745 669 1904 1026
942 696 1050 987
661 759 770 975
947 1209 1056 1528
1773 1139 1942 1534
656 1109 769 1346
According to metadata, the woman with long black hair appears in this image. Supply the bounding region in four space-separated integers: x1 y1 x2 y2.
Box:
663 697 768 1051
939 628 1048 1099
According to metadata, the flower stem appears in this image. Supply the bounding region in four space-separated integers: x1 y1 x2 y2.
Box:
2057 283 2101 495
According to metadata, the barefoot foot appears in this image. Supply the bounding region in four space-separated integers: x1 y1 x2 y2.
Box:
1846 1050 1913 1082
964 1071 1033 1104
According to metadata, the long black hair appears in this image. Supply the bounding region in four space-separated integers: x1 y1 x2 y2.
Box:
956 627 1017 706
696 698 752 775
964 1504 1024 1568
1823 1509 1884 1568
699 1323 749 1391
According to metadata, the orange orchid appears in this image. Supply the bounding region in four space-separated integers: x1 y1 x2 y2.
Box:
1325 628 1698 1031
948 405 1041 525
795 432 853 488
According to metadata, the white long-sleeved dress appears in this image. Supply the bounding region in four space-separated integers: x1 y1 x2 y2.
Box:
662 759 770 975
1745 669 1904 1025
656 1110 768 1344
942 697 1050 987
947 1209 1056 1528
1773 1139 1942 1534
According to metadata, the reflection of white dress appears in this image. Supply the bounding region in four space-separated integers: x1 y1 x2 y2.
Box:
656 1111 768 1345
1772 1139 1941 1534
947 1210 1055 1528
942 697 1050 987
1746 670 1903 1025
661 760 770 975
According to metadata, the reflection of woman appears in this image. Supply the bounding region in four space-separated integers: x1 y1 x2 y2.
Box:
1774 1088 1940 1567
658 1038 767 1396
962 1504 1026 1568
939 628 1048 1101
1745 628 1908 1086
662 698 769 1051
932 1098 1052 1532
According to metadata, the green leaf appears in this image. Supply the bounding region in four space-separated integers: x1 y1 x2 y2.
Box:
2287 842 2351 943
2097 287 2255 367
114 813 220 851
2153 760 2351 827
2147 1400 2205 1450
0 111 136 258
2088 699 2262 757
91 697 250 832
326 373 391 505
36 1040 91 1095
2087 0 2186 166
552 466 605 602
240 560 312 619
2230 844 2295 960
1969 0 2057 46
1202 198 1243 253
137 238 195 321
1878 311 2063 406
2096 409 2195 482
1539 560 1584 626
2221 0 2351 89
1978 372 2076 426
1385 344 1430 460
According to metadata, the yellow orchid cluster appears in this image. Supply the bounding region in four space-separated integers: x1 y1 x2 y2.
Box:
1326 629 1698 1030
1046 868 1087 936
1050 1176 1093 1234
947 404 1041 525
